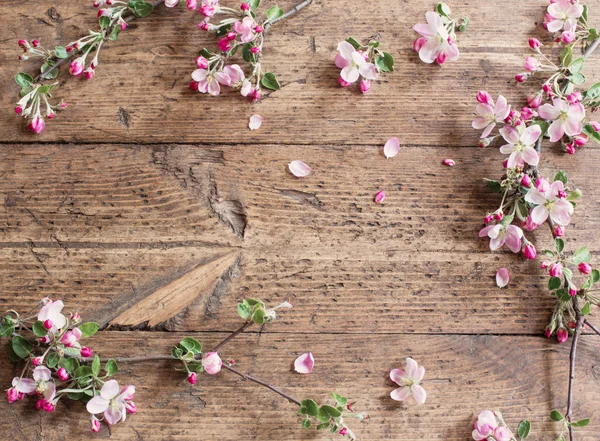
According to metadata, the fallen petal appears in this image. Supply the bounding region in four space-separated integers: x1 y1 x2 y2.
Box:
442 158 456 167
294 352 315 374
496 268 510 288
384 137 400 158
374 190 386 204
249 114 262 130
288 160 311 178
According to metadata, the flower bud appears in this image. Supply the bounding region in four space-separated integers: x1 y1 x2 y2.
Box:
32 357 42 366
18 39 29 50
195 56 208 69
484 214 493 224
554 225 565 237
199 22 210 31
528 38 541 50
186 0 197 10
240 2 250 10
189 80 199 91
527 93 542 109
187 372 197 385
524 57 540 72
84 69 95 80
80 347 93 358
435 52 447 65
250 89 261 103
28 116 45 134
43 319 53 330
32 39 39 48
251 46 261 54
478 137 492 148
338 77 351 87
70 312 80 322
540 261 550 269
520 107 535 120
545 327 552 338
254 25 264 33
39 336 50 344
339 428 348 435
561 30 575 43
69 58 85 76
515 73 529 83
57 367 69 381
549 263 563 278
413 37 427 52
557 327 568 344
374 190 385 204
91 417 101 433
524 216 538 231
6 388 19 404
360 79 371 94
125 401 137 414
502 159 508 168
523 244 537 260
574 135 587 147
47 112 56 120
542 83 552 94
578 262 592 275
520 174 532 187
569 287 577 297
121 21 127 31
494 211 503 221
60 102 68 109
567 91 582 104
15 106 23 115
202 352 223 375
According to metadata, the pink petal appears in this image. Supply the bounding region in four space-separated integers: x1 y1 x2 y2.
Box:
496 268 510 288
531 205 550 225
104 405 123 425
337 41 355 61
412 384 427 404
383 137 400 158
389 368 406 385
294 352 315 374
12 377 36 394
288 160 311 177
390 386 411 401
538 103 560 120
521 146 539 166
547 120 565 142
334 53 350 69
248 114 262 131
101 380 120 400
442 159 455 167
86 396 110 414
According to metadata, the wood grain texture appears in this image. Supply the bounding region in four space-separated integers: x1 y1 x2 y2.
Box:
1 0 600 144
1 332 600 441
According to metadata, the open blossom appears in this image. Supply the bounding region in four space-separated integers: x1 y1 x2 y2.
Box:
37 299 66 333
335 41 378 84
86 380 135 425
498 125 541 168
538 98 585 142
545 0 584 33
60 327 82 347
390 358 426 404
234 17 256 43
413 11 459 64
192 69 221 96
524 179 574 226
472 411 511 441
472 95 511 138
479 224 523 253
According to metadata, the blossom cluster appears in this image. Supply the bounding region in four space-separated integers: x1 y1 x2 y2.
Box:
472 410 530 441
335 37 394 93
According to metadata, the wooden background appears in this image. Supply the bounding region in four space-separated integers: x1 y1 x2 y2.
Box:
1 0 600 439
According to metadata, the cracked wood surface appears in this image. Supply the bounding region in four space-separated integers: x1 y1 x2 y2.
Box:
1 0 600 440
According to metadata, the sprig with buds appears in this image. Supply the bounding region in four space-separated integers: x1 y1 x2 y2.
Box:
472 410 531 441
473 1 600 440
412 2 468 65
2 298 368 439
13 0 162 134
334 36 394 93
187 0 312 101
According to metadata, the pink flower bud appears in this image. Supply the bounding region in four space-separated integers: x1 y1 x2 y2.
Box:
484 214 493 224
435 52 447 65
240 2 250 10
91 418 101 433
254 25 264 33
70 312 80 322
66 45 73 52
561 30 575 43
568 320 576 329
494 211 503 221
478 137 492 148
125 401 137 414
476 91 493 105
217 37 232 52
80 347 93 358
32 39 39 47
199 22 210 31
524 57 540 72
15 106 23 115
413 37 427 52
502 159 508 168
523 244 537 260
567 91 582 104
543 83 552 94
187 372 197 385
520 107 535 120
590 121 600 131
337 77 351 87
545 327 552 338
360 79 371 94
195 56 208 69
121 21 127 31
60 102 68 109
186 0 197 10
32 357 42 366
18 39 29 50
515 73 529 83
528 38 541 49
199 4 216 16
554 225 565 237
69 59 84 76
557 327 568 344
520 175 532 187
202 352 223 375
35 399 44 410
339 428 348 435
47 112 56 120
374 190 385 204
442 158 455 167
549 263 563 278
557 190 567 199
28 116 45 134
39 336 50 344
6 388 19 404
535 177 545 190
569 287 577 297
250 89 261 103
189 81 199 91
57 367 69 381
578 262 592 275
43 319 53 330
574 135 587 146
84 69 95 80
227 31 236 41
527 93 542 109
250 46 260 54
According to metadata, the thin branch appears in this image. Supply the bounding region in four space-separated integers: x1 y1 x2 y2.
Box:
221 364 301 406
583 319 600 336
566 298 584 441
210 321 254 352
266 0 313 29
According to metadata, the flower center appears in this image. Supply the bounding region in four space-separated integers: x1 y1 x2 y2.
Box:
514 142 524 152
558 110 569 121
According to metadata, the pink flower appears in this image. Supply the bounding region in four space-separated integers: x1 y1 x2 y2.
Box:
28 116 46 134
550 263 563 278
476 91 493 105
202 352 222 375
525 179 574 226
472 411 497 440
196 56 208 69
546 0 583 33
523 243 537 260
233 17 256 43
37 299 66 332
192 69 221 96
294 352 315 374
557 327 569 344
479 224 523 253
496 268 510 288
521 175 532 187
529 38 541 49
413 11 459 64
524 216 538 231
86 380 135 425
498 125 541 168
60 327 82 347
374 190 386 204
32 357 42 366
217 37 232 52
538 98 585 142
187 372 197 385
578 262 592 274
186 0 197 10
6 388 19 404
390 358 426 404
472 95 511 138
336 41 378 84
289 160 311 177
222 64 245 85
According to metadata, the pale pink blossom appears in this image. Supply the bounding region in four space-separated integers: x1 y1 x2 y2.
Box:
289 160 311 177
479 224 523 253
472 411 510 441
86 380 135 425
525 179 574 226
498 125 541 168
538 98 585 142
222 65 245 85
249 114 262 130
383 137 400 158
234 17 256 43
192 69 221 96
413 11 460 64
60 327 82 347
294 352 315 374
472 95 511 138
202 352 222 375
336 41 378 84
37 299 66 332
164 0 178 7
11 376 36 395
390 358 426 404
496 268 510 288
546 0 583 33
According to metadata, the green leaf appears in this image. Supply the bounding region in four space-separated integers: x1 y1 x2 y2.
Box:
172 346 184 359
458 16 470 32
331 393 347 407
266 5 284 21
8 343 20 363
109 26 121 41
252 308 266 324
179 337 202 354
74 366 94 378
59 357 79 374
554 170 567 185
15 72 34 89
79 322 99 338
317 422 330 430
582 302 591 316
567 189 582 201
41 62 59 80
0 324 14 338
485 179 502 193
131 1 153 17
92 355 101 377
585 82 600 101
436 2 451 16
375 52 394 72
32 320 47 337
582 4 589 21
46 352 60 368
345 37 362 50
550 410 565 421
571 418 590 427
242 44 256 63
556 288 572 302
302 418 311 429
238 300 251 319
105 359 118 376
570 73 586 85
560 46 573 66
517 420 531 439
261 72 280 90
592 269 600 283
555 238 565 253
198 48 214 58
54 46 68 59
99 15 111 29
299 399 319 417
499 214 514 227
583 124 600 143
67 392 84 400
318 405 342 419
569 57 585 74
11 335 33 359
573 247 591 264
247 0 260 9
548 277 562 291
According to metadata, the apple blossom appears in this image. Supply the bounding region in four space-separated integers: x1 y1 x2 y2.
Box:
202 352 222 375
524 179 574 226
389 358 426 404
412 10 461 65
479 224 523 253
472 94 511 138
538 98 585 142
498 124 541 168
87 380 135 425
545 0 584 33
336 41 378 84
38 299 66 332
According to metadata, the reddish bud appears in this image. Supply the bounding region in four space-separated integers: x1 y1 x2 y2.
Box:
240 2 250 10
374 190 386 204
80 347 93 358
494 211 503 221
578 262 592 275
528 38 541 49
523 244 536 260
187 372 197 385
15 106 23 115
43 319 53 330
557 327 568 344
554 225 565 237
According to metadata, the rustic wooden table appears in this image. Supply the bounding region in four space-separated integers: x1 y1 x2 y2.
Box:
1 0 599 439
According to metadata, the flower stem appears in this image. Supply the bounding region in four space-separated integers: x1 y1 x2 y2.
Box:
221 364 301 406
583 319 600 336
265 0 313 30
210 321 254 352
566 297 584 441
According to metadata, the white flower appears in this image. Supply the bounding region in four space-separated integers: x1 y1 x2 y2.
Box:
472 95 511 138
87 380 135 425
525 179 574 226
546 0 584 32
538 98 585 142
389 358 426 404
498 125 541 168
413 11 460 64
37 300 66 333
336 41 378 84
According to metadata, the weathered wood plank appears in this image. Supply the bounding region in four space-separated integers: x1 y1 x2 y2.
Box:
0 332 599 440
1 0 600 144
